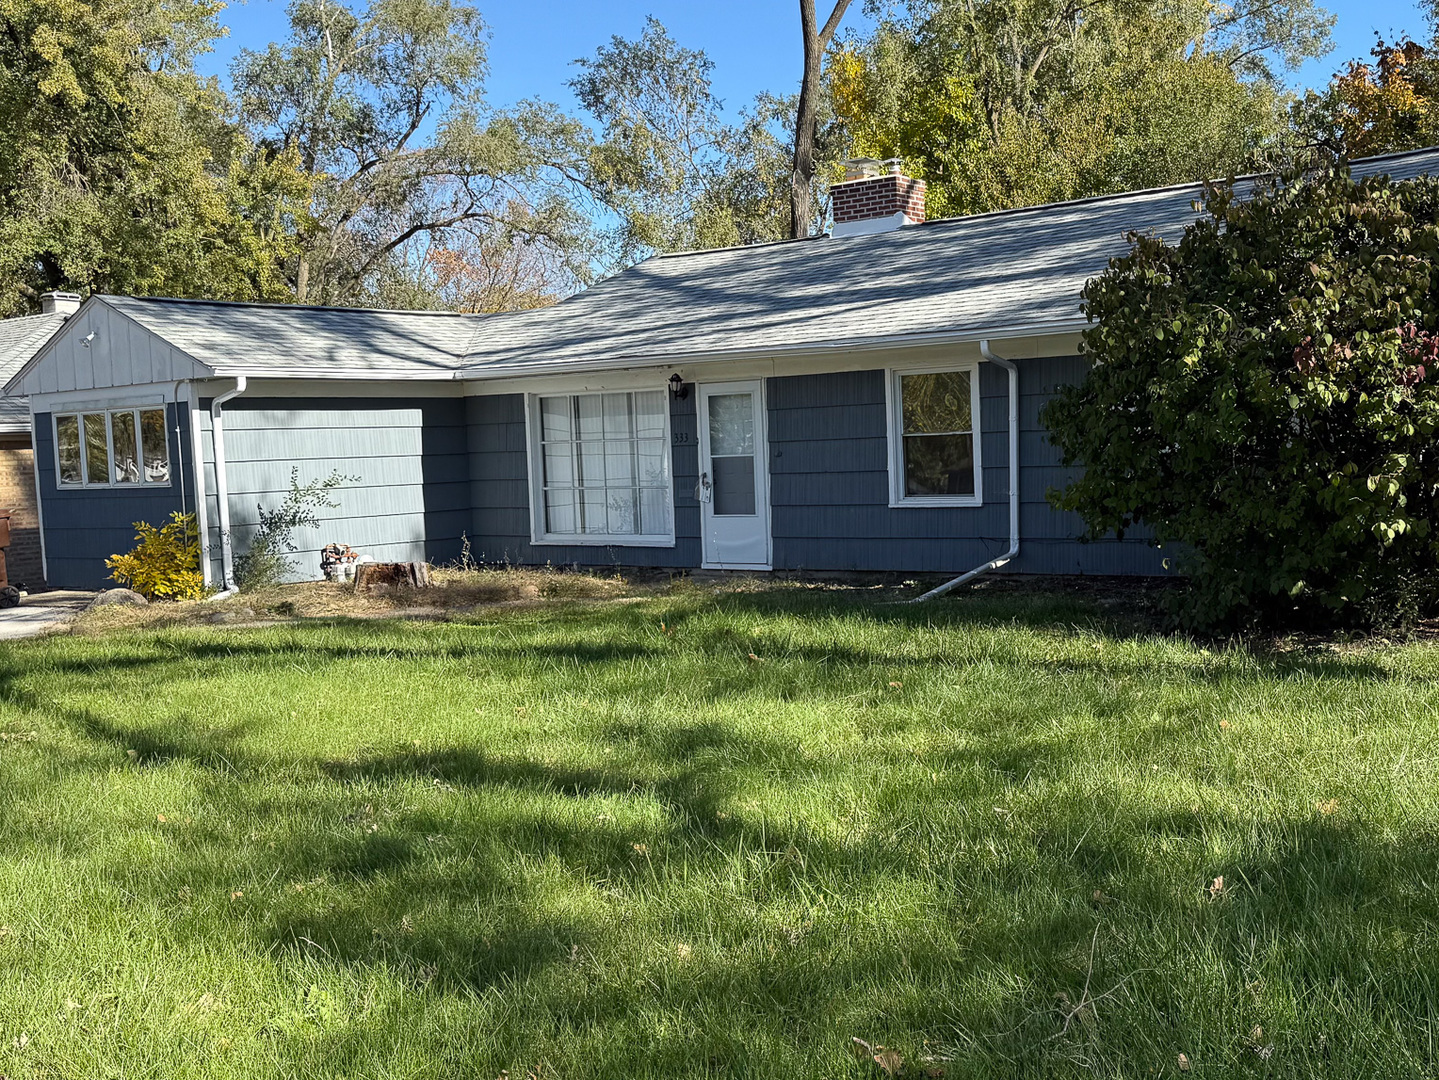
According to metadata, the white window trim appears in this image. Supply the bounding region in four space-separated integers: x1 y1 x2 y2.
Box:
885 359 983 508
53 406 173 490
523 388 677 547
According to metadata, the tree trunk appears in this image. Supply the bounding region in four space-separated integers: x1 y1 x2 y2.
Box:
789 0 852 240
295 255 310 304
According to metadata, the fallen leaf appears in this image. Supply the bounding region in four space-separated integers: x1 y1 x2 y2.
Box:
873 1048 904 1075
888 681 903 689
1218 720 1230 730
1178 1051 1191 1071
1207 875 1225 900
126 749 139 762
747 652 764 663
850 1037 903 1074
1316 798 1339 815
850 1037 877 1064
156 814 167 823
230 890 243 901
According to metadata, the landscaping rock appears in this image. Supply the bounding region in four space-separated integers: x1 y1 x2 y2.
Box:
91 588 148 607
206 607 256 624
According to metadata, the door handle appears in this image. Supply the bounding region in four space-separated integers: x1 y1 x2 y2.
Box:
698 471 712 503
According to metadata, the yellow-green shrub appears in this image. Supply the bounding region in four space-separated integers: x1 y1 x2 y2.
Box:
106 512 205 600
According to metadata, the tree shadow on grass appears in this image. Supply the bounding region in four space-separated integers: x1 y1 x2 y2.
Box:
1 598 1436 1075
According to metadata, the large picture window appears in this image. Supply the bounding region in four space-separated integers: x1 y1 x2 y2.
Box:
529 390 674 545
887 364 982 506
54 407 170 488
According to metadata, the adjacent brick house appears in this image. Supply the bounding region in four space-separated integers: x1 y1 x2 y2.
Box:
0 293 78 588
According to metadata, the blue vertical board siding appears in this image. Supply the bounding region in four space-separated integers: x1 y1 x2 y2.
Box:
765 362 1167 575
198 397 469 583
35 406 189 589
464 392 702 567
461 363 1165 576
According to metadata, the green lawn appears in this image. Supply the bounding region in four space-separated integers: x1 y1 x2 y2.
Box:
2 584 1439 1079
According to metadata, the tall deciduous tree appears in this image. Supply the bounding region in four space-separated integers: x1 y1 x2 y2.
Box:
571 18 802 259
791 0 852 237
829 0 1332 215
0 0 307 313
234 0 593 306
1297 5 1439 159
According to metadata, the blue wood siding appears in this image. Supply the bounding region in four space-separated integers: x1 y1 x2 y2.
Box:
35 406 189 589
464 392 702 567
198 397 468 583
767 363 1166 575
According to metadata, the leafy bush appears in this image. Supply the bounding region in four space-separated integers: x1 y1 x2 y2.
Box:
106 512 205 600
1043 164 1439 630
235 468 352 588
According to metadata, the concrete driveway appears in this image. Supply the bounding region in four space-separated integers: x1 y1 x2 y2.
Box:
0 591 96 641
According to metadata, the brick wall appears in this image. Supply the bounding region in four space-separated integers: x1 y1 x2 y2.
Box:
831 174 927 225
0 434 43 588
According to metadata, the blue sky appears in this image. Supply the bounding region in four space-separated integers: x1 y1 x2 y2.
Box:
196 0 1433 114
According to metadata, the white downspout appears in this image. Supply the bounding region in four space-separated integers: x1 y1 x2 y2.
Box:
188 387 212 588
914 340 1019 602
29 408 46 585
209 376 247 597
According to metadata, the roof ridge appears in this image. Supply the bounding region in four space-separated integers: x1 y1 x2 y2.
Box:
642 144 1439 263
108 294 486 319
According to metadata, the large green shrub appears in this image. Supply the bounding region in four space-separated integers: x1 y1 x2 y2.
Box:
1043 165 1439 629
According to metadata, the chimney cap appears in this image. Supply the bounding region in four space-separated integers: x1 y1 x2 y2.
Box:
40 291 82 316
842 157 905 182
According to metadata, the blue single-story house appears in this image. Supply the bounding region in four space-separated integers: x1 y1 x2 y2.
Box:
7 149 1438 591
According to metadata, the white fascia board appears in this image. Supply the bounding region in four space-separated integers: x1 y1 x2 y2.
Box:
206 376 466 399
206 365 466 382
453 319 1091 383
28 381 188 414
458 325 1088 396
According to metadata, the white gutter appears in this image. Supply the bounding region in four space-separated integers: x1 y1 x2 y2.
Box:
451 318 1090 382
209 376 247 596
914 340 1019 602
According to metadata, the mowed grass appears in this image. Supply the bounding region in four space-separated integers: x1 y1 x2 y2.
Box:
2 584 1439 1079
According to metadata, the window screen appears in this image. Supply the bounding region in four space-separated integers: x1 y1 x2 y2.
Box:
537 391 671 539
899 370 975 498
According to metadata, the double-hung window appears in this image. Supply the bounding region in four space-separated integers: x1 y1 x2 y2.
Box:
529 390 674 545
54 407 170 488
887 363 982 506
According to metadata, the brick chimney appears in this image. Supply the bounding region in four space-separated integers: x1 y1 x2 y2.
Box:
40 292 81 316
831 158 926 237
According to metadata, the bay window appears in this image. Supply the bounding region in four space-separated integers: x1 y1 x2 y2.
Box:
529 390 674 545
54 407 170 488
887 363 982 506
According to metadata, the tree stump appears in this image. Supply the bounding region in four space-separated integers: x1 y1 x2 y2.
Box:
355 562 431 591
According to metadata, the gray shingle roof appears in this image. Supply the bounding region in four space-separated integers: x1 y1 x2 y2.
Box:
9 146 1439 393
99 295 482 378
0 312 66 428
456 146 1439 376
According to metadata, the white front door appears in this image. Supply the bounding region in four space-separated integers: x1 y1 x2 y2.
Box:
697 380 771 569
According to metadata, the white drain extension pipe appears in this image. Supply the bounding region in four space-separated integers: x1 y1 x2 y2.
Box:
914 340 1019 602
209 376 247 597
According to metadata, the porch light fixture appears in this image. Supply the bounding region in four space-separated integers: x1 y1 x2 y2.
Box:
668 372 688 400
